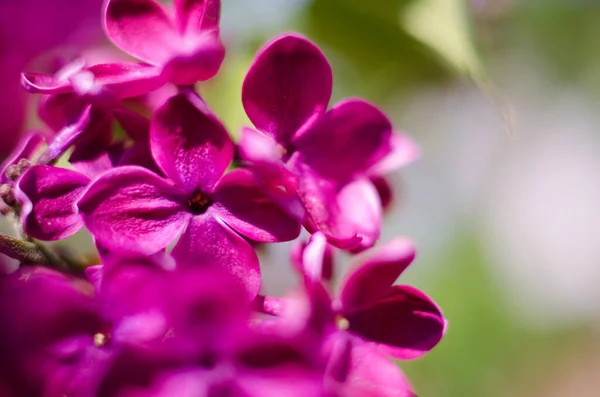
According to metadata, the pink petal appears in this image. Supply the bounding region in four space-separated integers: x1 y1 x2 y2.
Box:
328 334 416 397
212 169 300 243
346 286 445 360
0 132 44 184
151 91 233 193
72 63 166 99
69 142 125 179
172 215 261 299
160 32 225 84
16 166 90 240
238 127 305 221
340 237 416 311
104 0 178 65
174 0 220 35
337 179 382 253
293 99 393 182
290 156 361 250
77 166 191 255
38 94 86 132
367 132 420 176
20 73 72 95
242 34 332 144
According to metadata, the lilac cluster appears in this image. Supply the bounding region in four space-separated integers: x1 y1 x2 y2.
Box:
0 1 446 396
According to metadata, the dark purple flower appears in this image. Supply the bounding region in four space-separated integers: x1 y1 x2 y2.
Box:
0 267 109 397
239 34 397 250
104 0 225 86
78 91 301 298
16 165 91 241
296 233 446 360
95 256 326 397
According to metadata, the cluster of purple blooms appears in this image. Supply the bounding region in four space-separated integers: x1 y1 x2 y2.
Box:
0 1 446 396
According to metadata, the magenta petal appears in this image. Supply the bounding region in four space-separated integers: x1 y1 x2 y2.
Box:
69 142 125 179
330 335 415 397
172 215 260 299
17 166 89 240
290 157 361 249
174 0 221 34
112 107 150 142
367 132 420 176
340 237 416 310
242 34 332 144
104 0 177 65
151 91 233 193
213 169 300 243
38 94 87 132
337 179 382 253
238 127 304 221
77 166 191 255
346 286 445 360
73 63 166 99
21 73 72 95
293 99 393 182
160 32 225 84
0 133 44 184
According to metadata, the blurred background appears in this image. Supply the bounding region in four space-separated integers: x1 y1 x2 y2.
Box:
2 0 600 396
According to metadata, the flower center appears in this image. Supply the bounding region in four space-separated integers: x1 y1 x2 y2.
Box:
188 191 212 214
335 315 350 331
93 332 110 348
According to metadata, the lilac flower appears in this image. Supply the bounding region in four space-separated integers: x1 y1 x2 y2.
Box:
98 256 325 397
103 0 225 86
297 233 446 360
16 165 91 241
239 34 403 250
78 91 301 297
257 234 445 395
0 267 108 397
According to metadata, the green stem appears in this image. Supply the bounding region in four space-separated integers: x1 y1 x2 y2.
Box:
0 233 54 266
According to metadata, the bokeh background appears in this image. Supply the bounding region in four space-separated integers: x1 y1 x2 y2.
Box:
2 0 600 396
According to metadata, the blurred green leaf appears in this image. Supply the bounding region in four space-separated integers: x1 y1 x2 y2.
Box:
403 0 484 82
303 0 451 99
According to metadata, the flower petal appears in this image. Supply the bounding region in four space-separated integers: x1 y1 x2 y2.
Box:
17 166 90 240
340 237 416 311
0 132 44 184
174 0 220 34
213 169 300 243
293 99 393 182
172 215 260 299
367 132 420 176
151 91 233 193
346 285 445 360
160 32 225 85
238 127 305 220
104 0 178 65
38 94 87 132
242 34 332 144
71 63 166 99
69 142 125 179
290 156 361 249
77 166 190 255
20 73 72 95
337 179 382 253
327 334 416 397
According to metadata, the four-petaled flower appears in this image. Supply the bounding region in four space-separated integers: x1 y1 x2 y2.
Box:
78 90 301 298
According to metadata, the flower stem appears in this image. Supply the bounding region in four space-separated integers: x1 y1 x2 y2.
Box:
0 233 55 266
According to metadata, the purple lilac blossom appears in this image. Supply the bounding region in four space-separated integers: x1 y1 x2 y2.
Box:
78 90 301 298
103 0 225 86
239 34 417 251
